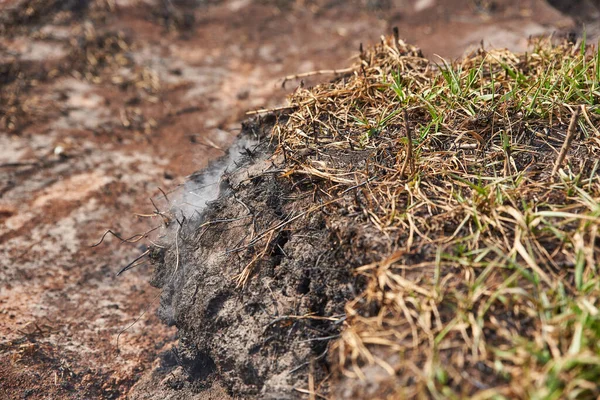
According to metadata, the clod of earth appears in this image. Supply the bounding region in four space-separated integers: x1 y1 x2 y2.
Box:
144 36 600 399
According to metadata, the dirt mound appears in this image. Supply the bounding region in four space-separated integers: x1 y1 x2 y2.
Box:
146 115 368 398
141 35 600 399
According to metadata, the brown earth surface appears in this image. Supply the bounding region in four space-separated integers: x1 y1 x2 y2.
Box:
0 0 583 398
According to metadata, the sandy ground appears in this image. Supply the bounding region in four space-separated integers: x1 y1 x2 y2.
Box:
0 0 574 398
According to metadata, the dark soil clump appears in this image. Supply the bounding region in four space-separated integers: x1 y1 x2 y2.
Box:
150 116 368 398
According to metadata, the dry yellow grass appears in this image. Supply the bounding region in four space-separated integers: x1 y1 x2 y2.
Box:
272 35 600 398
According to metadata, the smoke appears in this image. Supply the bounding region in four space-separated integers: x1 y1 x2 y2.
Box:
156 135 258 325
173 136 257 220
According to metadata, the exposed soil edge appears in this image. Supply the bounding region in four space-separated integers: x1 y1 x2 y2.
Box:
140 113 374 399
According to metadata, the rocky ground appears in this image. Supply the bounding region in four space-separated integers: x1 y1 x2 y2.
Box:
0 0 586 398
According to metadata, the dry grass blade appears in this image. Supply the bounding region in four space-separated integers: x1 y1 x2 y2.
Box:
282 67 356 88
399 108 414 178
552 105 582 177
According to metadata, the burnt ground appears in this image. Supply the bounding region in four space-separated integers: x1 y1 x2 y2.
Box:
140 115 375 399
0 0 591 398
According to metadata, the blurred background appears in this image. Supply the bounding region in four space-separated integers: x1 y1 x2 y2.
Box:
0 0 597 398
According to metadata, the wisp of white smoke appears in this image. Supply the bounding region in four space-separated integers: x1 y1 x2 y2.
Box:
173 137 257 219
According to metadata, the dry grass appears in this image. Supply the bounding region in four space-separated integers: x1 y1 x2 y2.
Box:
273 35 600 398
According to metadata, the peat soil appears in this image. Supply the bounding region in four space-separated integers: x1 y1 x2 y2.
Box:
0 0 584 399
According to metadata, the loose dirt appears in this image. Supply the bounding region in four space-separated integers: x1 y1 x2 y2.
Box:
0 0 586 398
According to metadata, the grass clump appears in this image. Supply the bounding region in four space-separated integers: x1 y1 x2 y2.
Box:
273 36 600 398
